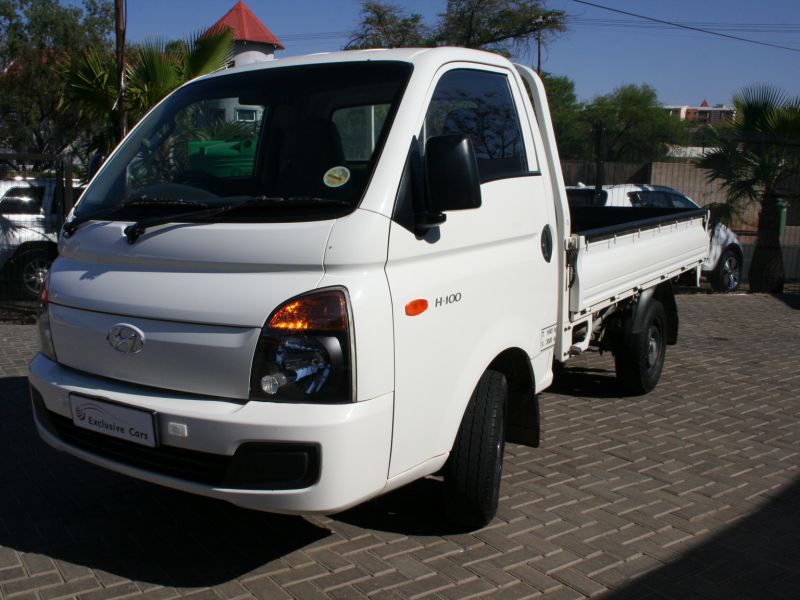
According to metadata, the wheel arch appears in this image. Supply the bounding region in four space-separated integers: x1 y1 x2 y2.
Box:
488 347 540 447
728 242 744 262
10 240 58 262
629 282 678 346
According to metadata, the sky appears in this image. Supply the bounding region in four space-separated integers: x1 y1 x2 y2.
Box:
119 0 800 106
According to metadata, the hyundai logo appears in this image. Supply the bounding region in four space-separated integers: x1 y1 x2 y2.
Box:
107 324 145 354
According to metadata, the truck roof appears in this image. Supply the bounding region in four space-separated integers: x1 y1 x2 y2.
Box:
198 47 516 81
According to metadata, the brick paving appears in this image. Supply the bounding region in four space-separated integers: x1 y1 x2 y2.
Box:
0 293 798 600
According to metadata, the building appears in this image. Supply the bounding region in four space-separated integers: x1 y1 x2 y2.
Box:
206 0 284 67
664 100 735 125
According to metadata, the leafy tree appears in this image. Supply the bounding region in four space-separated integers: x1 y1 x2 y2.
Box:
0 0 113 155
62 28 234 156
345 1 429 49
436 0 565 55
580 84 690 163
539 72 588 160
697 85 800 293
346 0 565 56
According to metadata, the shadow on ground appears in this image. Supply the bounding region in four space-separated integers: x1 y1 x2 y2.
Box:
550 364 625 399
0 376 330 588
776 292 800 310
335 477 474 537
602 475 800 599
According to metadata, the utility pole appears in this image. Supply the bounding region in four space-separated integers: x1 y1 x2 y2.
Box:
114 0 127 142
536 30 542 74
594 122 605 205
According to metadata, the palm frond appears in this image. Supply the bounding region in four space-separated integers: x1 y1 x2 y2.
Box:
60 49 117 121
181 28 234 81
126 39 181 119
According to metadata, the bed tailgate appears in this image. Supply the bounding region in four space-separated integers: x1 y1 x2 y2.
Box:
569 211 708 316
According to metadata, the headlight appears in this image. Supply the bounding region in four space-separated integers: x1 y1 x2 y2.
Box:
36 275 57 361
250 288 354 403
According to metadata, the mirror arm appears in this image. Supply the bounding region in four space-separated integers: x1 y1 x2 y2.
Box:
414 210 446 235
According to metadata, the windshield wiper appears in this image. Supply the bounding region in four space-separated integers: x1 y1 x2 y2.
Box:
62 197 211 238
122 202 240 244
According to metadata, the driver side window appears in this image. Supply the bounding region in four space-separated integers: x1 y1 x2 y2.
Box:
423 69 527 182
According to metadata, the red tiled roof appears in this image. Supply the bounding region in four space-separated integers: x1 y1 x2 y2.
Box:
206 1 284 49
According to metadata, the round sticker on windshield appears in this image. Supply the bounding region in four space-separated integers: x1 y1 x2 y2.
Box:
323 166 351 188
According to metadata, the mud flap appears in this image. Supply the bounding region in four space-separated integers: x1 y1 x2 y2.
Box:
507 391 540 447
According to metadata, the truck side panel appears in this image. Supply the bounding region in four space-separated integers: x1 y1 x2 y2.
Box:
570 215 708 316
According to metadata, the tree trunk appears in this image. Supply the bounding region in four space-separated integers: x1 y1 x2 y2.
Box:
748 193 785 293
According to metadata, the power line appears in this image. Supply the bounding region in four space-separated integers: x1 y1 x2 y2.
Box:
570 18 800 34
570 0 800 53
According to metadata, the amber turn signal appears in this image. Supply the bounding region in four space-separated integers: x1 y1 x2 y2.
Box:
268 290 347 331
405 299 428 316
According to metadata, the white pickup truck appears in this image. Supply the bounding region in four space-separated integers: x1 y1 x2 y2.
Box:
29 48 708 528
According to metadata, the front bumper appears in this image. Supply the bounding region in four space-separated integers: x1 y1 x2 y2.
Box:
28 353 393 514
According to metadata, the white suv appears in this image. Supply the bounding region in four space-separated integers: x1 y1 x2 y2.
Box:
567 184 743 292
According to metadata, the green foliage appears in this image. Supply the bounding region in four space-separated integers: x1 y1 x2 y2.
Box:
539 72 588 160
537 76 690 162
346 0 565 54
62 28 233 156
698 85 800 205
581 84 690 162
0 0 113 155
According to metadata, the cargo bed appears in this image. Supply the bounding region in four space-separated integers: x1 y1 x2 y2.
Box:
568 206 709 317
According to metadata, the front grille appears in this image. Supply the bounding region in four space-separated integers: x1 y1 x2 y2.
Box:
31 386 320 490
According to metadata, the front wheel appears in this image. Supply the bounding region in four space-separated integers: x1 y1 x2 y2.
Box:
615 300 667 395
15 249 52 299
711 249 741 292
443 369 507 529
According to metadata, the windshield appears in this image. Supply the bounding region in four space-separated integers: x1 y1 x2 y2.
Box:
76 62 412 223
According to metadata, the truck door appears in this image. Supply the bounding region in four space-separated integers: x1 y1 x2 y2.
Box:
385 65 559 479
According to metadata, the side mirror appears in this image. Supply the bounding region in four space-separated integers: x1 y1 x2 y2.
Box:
419 135 481 230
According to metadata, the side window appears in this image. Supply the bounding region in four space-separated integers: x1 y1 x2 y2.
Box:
630 191 669 208
424 69 527 181
332 104 390 161
667 193 695 209
0 186 45 214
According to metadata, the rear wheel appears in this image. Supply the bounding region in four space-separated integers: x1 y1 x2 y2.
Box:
615 300 667 395
711 249 741 292
443 369 507 529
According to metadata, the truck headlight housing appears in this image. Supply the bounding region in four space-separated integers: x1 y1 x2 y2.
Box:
250 288 355 403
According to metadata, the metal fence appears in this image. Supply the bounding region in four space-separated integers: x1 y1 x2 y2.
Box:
0 153 75 313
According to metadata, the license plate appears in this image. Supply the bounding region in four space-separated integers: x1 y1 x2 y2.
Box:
70 395 157 448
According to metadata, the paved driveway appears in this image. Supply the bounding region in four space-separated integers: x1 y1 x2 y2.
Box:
1 293 798 599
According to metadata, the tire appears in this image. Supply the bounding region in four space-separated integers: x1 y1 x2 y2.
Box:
710 249 741 292
15 249 52 299
615 300 667 395
443 369 507 529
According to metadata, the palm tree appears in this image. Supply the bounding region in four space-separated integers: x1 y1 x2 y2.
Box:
61 29 233 158
697 85 800 293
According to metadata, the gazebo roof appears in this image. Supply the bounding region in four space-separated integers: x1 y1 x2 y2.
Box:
207 1 284 49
